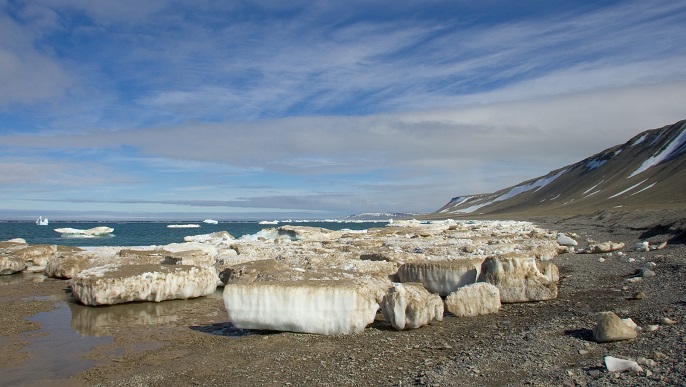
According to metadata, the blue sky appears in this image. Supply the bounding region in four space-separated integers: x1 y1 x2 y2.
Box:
1 0 685 220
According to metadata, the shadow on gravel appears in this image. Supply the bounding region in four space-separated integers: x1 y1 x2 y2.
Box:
190 322 276 337
638 222 686 244
564 328 594 342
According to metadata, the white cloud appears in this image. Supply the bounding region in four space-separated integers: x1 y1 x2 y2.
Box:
1 0 685 217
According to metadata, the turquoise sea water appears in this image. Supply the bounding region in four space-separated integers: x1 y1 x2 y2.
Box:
0 220 388 247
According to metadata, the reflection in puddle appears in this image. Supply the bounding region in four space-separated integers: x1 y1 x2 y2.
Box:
70 287 223 336
69 300 187 336
2 303 112 385
0 272 46 285
3 289 226 384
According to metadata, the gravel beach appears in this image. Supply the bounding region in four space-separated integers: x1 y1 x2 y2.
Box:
1 209 684 386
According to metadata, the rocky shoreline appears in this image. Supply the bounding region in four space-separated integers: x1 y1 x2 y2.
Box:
0 209 684 386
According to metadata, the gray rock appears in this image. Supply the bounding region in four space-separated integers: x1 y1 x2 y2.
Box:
593 312 638 342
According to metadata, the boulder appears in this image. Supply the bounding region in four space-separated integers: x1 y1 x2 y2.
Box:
380 282 443 330
593 312 638 342
444 282 501 317
397 258 484 296
71 264 218 306
478 253 558 303
223 280 380 335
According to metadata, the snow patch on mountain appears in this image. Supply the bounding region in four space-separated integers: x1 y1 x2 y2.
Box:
630 182 656 196
453 168 567 213
609 179 647 199
629 122 686 178
631 133 648 147
583 180 604 195
586 158 607 171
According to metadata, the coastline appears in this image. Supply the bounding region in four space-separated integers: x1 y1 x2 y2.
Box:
0 210 684 386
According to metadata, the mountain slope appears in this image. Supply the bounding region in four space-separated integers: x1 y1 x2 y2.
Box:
432 119 686 218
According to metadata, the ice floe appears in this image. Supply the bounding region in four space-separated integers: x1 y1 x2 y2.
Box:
54 227 114 237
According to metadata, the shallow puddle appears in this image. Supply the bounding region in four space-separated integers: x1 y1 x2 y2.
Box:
2 302 112 385
0 272 46 286
3 289 224 384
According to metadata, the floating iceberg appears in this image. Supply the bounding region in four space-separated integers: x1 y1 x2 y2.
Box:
167 224 201 228
54 227 114 238
203 219 219 224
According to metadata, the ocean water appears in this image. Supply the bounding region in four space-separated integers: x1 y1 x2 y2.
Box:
0 220 389 247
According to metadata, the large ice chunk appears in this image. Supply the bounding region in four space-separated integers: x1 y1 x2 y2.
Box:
223 280 380 335
71 264 218 306
444 282 501 317
380 282 443 330
397 258 484 296
54 226 114 237
478 253 557 303
1 243 57 274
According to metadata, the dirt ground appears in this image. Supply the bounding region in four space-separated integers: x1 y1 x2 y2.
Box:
1 209 685 387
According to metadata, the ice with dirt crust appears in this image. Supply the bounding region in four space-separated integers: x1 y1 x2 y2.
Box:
71 264 218 306
397 259 484 296
380 282 443 330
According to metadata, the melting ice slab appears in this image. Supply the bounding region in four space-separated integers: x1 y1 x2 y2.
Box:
71 264 218 306
54 227 114 237
224 280 380 335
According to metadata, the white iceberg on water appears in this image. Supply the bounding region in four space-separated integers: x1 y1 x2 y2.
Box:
167 224 201 228
54 226 114 238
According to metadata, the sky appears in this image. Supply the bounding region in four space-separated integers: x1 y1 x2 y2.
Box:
1 0 685 220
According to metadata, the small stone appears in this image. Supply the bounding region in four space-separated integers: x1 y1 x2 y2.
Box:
604 356 643 372
625 277 642 283
633 291 646 300
660 317 676 325
637 357 657 367
598 257 605 263
579 349 589 355
631 241 650 252
645 325 660 332
654 351 667 359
